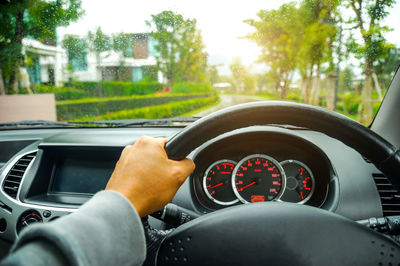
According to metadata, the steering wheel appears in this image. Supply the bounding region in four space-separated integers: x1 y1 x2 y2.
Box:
153 101 400 265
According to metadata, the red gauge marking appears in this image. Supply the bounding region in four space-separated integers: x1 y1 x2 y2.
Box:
238 181 256 191
254 169 262 172
220 171 230 174
209 182 223 189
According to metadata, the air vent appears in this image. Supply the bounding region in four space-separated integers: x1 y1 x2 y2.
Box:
2 152 37 199
372 173 400 216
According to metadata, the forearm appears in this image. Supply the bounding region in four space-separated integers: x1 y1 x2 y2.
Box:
1 190 146 266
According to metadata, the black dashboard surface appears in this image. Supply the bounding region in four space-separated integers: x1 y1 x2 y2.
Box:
0 126 383 244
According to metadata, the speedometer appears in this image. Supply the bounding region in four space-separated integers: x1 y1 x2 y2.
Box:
232 154 286 203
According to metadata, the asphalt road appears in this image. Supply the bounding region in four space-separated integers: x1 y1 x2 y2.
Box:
194 94 266 117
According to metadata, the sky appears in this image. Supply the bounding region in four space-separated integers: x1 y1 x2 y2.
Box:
59 0 400 75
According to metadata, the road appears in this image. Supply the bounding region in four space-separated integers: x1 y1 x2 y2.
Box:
194 94 266 117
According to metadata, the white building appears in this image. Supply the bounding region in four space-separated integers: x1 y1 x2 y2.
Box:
22 33 163 87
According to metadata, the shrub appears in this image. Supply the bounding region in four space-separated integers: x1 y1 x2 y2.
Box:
70 80 164 97
57 93 214 120
69 81 99 97
75 96 218 121
36 85 86 100
102 81 164 96
171 82 214 94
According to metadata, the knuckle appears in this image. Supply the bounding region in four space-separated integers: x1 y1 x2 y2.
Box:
171 166 184 178
136 136 150 145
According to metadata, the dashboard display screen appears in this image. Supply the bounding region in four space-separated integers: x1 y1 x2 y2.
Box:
52 158 115 194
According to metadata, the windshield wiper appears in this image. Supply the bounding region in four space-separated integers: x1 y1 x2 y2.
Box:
0 117 201 129
0 120 86 129
105 117 201 127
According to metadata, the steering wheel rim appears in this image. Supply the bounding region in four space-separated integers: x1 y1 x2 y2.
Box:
166 101 400 190
156 101 400 265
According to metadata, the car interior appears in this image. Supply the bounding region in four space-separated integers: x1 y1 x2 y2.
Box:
0 66 399 265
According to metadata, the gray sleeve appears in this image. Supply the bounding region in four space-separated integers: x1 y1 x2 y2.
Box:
1 190 146 266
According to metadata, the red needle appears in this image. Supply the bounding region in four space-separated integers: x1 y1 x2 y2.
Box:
209 182 223 189
238 181 256 191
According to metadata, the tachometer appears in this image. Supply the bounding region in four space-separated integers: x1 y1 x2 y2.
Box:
280 160 314 203
203 160 239 205
232 154 286 203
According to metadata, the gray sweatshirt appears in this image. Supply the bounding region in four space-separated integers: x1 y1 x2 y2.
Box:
0 190 146 266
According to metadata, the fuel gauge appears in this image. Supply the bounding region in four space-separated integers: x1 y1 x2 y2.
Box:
280 160 314 204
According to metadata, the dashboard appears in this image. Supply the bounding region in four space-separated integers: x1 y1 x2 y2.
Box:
0 125 391 250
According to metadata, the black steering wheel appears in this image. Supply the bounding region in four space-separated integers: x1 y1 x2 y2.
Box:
153 101 400 265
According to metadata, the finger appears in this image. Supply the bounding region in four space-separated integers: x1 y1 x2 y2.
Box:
156 137 168 147
175 158 196 183
121 145 132 157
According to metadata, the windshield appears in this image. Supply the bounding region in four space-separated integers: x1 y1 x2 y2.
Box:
0 0 399 127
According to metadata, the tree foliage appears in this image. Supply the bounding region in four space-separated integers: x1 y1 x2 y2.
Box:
346 0 395 123
245 3 304 98
0 0 84 93
62 34 87 71
88 27 111 55
146 11 208 87
246 1 339 100
112 33 133 57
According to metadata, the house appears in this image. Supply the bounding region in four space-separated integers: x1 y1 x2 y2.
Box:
22 33 163 87
65 33 163 83
22 38 64 87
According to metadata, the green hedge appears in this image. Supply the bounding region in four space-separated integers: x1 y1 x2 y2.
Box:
57 93 214 120
70 81 164 97
69 81 99 97
35 85 86 100
102 81 164 96
75 96 218 121
171 82 214 94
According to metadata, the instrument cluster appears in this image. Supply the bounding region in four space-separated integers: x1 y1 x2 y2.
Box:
203 155 315 206
190 128 333 211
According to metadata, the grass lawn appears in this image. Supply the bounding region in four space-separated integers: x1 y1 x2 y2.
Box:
178 97 221 117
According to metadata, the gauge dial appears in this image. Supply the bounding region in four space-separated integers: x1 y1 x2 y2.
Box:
232 154 286 203
280 160 314 203
17 210 43 234
203 160 239 206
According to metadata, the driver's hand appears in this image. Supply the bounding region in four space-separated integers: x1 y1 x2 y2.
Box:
106 136 195 217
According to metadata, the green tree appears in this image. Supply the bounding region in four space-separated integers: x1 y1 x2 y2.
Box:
207 65 220 84
62 34 88 72
112 33 133 57
88 27 111 81
146 11 208 87
0 0 83 94
346 0 395 123
229 57 247 92
112 33 134 80
245 3 303 98
339 66 356 92
374 47 400 93
296 0 339 105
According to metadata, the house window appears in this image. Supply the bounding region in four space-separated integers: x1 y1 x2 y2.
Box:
148 37 159 57
68 39 88 71
132 67 143 82
27 57 41 85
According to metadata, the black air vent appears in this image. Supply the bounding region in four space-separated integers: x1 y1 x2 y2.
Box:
2 152 36 199
372 173 400 216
